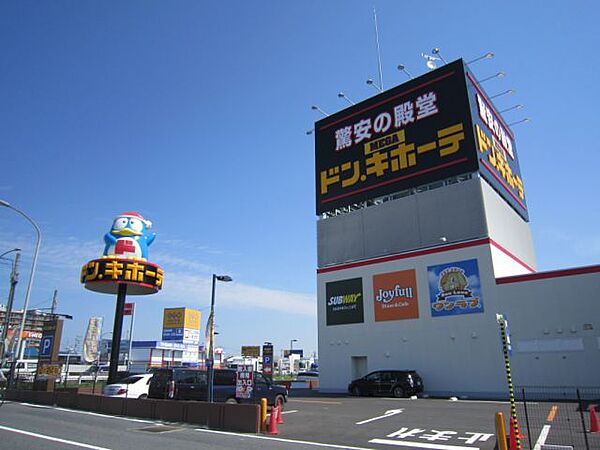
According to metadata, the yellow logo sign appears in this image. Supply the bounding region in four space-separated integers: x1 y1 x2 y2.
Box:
163 308 201 330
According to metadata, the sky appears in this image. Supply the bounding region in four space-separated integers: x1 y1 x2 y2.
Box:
0 1 598 359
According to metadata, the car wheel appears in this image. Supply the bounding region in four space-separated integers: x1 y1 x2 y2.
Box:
392 386 405 398
275 394 285 411
352 386 362 396
225 397 238 404
138 394 148 400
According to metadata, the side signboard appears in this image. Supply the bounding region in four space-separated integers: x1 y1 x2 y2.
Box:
465 69 528 220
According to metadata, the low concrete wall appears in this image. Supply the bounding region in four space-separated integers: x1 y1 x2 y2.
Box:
4 389 261 434
99 396 125 416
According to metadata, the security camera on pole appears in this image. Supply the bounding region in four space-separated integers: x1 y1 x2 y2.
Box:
81 212 164 384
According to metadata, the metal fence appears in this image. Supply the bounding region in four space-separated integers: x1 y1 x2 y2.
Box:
514 386 600 450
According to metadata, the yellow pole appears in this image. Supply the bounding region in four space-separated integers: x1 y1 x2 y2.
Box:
260 398 268 432
496 314 521 449
495 412 508 450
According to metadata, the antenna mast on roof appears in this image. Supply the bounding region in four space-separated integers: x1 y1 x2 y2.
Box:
373 7 384 91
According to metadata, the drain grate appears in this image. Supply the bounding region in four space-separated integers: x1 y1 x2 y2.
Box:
137 425 180 433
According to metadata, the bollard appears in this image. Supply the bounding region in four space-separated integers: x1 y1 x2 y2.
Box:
260 398 268 432
495 412 508 450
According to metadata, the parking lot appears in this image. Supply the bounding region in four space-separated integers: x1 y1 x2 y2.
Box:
280 393 508 449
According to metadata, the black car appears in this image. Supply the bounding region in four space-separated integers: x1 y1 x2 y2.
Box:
148 368 287 407
348 370 423 398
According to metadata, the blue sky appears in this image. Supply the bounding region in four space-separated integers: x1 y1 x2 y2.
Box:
0 1 598 358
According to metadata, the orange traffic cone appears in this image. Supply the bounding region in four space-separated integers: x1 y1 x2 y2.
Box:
267 405 278 435
277 404 284 424
589 405 600 433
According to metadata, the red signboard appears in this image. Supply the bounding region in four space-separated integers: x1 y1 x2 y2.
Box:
123 303 135 316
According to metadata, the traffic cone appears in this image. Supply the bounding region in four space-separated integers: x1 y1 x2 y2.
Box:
589 405 600 433
508 418 522 450
267 405 278 435
277 404 284 424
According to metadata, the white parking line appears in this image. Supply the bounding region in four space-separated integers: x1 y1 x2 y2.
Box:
0 424 112 450
369 439 477 450
195 428 375 449
533 424 551 450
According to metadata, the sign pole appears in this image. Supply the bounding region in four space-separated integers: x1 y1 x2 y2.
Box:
127 304 135 371
108 283 127 384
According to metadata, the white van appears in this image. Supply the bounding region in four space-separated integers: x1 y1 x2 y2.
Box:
1 360 38 380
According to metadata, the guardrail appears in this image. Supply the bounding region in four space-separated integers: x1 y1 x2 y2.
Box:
5 389 260 433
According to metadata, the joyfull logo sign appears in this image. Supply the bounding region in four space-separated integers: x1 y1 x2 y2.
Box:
373 269 419 321
326 278 364 326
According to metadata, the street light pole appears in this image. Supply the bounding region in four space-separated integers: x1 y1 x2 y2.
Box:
207 274 232 403
0 249 21 366
0 200 42 362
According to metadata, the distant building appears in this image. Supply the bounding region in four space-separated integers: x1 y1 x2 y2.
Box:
0 306 57 358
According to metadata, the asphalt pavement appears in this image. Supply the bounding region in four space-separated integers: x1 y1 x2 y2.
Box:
0 394 513 450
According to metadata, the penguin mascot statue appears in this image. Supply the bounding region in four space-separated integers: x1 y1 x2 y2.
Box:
103 211 156 260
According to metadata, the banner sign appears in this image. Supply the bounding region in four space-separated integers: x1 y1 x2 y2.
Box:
465 71 528 220
235 365 254 399
82 317 102 363
262 344 274 381
315 59 477 214
373 269 419 321
241 346 260 357
427 258 484 317
326 277 364 326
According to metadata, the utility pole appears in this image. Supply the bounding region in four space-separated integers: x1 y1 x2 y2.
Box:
0 251 20 367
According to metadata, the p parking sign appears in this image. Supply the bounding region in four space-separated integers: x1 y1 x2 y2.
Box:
40 336 53 358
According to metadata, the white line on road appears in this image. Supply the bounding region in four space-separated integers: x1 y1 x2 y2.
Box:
356 409 404 425
16 402 154 424
195 428 376 449
0 424 112 450
533 424 551 450
282 409 299 414
369 439 478 450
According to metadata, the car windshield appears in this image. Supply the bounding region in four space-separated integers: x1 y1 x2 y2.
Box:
118 376 144 384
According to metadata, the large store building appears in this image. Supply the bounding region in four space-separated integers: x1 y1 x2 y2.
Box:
314 59 599 397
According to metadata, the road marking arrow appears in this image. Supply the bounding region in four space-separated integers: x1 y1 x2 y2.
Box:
356 409 404 425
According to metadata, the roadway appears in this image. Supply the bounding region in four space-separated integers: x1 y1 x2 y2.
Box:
0 395 509 450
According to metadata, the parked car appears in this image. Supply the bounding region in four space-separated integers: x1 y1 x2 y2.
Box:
348 370 423 398
296 371 319 382
102 373 153 398
1 360 38 381
148 368 287 407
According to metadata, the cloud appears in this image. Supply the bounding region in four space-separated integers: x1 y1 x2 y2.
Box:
157 271 315 316
0 232 316 317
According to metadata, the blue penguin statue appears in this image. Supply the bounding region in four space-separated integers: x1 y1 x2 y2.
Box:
103 211 156 260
